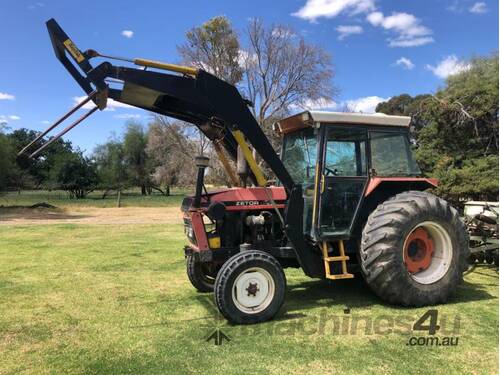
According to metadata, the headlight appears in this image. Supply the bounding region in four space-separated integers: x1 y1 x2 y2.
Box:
183 218 197 244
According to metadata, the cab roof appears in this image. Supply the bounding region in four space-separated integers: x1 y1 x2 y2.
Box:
276 110 411 135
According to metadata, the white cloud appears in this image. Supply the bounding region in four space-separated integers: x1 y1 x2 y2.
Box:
41 120 50 124
295 98 338 110
114 113 141 120
395 57 415 70
389 37 434 47
426 55 471 79
336 25 363 40
0 92 15 100
367 11 434 47
238 49 258 68
27 2 44 10
366 11 384 25
469 2 487 14
345 96 390 113
446 1 463 13
121 30 134 38
73 96 135 111
0 115 21 124
291 96 391 113
292 0 375 22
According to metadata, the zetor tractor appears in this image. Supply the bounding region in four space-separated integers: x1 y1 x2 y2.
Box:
22 19 469 324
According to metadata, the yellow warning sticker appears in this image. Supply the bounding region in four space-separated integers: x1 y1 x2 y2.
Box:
63 38 84 63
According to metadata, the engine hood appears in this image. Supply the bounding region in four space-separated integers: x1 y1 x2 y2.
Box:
181 186 287 212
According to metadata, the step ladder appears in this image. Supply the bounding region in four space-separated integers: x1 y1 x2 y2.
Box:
321 240 354 280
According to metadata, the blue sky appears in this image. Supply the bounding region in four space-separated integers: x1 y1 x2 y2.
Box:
0 0 497 154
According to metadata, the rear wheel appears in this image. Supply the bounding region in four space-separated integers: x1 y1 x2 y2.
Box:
214 250 286 324
360 191 469 306
186 254 215 292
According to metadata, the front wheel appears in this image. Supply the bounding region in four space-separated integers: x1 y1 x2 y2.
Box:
214 250 286 324
360 191 469 306
186 254 216 292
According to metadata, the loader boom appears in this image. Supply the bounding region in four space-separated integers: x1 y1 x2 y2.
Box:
41 18 295 193
20 19 323 278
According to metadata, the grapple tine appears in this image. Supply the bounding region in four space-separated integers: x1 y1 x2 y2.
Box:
18 90 97 156
28 106 99 159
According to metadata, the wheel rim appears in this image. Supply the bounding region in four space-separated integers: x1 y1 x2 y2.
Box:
231 267 275 314
403 221 453 284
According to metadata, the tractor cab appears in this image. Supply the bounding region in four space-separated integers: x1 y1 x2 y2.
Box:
277 111 422 239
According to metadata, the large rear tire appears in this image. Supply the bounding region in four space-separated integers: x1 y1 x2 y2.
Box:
360 191 469 306
186 254 215 292
214 250 286 324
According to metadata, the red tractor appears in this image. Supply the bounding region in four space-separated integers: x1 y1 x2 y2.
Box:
23 19 469 324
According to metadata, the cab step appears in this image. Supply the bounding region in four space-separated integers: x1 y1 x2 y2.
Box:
321 240 354 280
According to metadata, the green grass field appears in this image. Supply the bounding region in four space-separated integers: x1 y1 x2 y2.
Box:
0 189 189 208
0 223 498 374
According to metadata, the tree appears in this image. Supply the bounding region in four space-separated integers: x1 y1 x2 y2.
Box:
6 129 40 192
178 16 336 183
0 127 15 191
7 128 75 190
177 15 242 181
48 152 98 199
376 55 499 204
93 140 129 201
178 16 243 85
178 16 336 126
146 116 197 194
243 19 336 126
123 122 153 195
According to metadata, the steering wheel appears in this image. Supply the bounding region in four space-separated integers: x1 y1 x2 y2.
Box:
324 166 338 176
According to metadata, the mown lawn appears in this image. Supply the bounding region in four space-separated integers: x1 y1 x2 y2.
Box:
0 224 498 374
0 189 189 208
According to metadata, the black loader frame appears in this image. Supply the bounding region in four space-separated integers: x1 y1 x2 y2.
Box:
19 19 324 278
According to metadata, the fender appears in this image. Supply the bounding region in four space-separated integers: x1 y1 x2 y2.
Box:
364 177 439 197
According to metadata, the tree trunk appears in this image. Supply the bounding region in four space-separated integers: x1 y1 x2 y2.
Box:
141 185 146 195
166 185 170 196
117 190 122 208
151 186 165 195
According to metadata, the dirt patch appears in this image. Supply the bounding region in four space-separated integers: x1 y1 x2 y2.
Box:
0 207 183 225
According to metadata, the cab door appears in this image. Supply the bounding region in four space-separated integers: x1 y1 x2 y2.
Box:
317 126 368 238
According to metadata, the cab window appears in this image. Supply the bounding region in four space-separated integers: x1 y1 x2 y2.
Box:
281 127 318 184
370 132 421 176
324 127 367 176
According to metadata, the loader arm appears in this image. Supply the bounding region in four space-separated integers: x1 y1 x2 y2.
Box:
19 19 324 278
42 18 295 193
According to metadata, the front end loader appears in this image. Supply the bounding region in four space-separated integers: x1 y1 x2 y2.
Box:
20 19 470 324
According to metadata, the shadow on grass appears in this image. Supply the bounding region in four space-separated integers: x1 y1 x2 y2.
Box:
279 268 496 319
464 263 498 277
279 277 376 320
0 207 90 222
130 267 497 331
